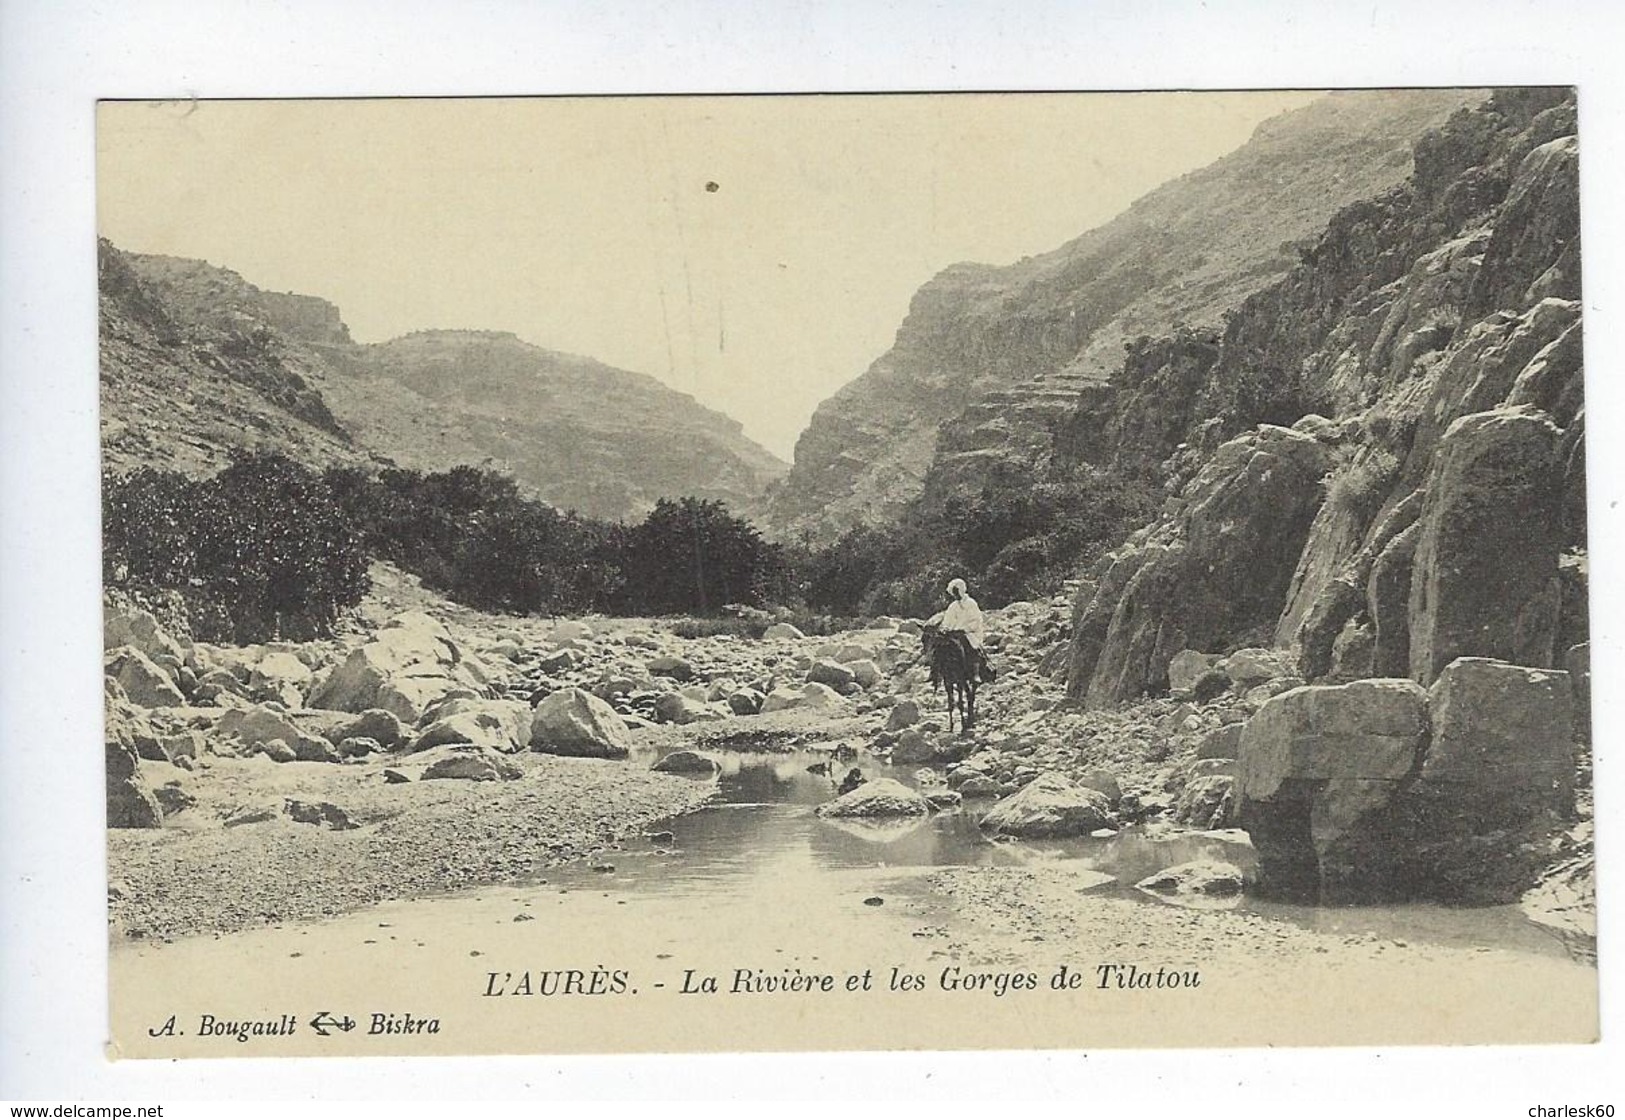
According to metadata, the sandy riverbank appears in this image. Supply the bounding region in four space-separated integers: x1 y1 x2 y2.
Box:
107 748 718 941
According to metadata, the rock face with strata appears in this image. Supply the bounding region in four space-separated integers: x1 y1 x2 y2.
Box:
1408 407 1562 684
1236 660 1573 903
1069 424 1331 707
1053 91 1582 729
762 90 1483 543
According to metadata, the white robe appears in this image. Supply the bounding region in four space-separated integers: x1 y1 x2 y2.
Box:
939 595 986 649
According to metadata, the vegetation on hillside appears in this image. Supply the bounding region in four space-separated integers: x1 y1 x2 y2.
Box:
105 453 790 636
104 443 1159 637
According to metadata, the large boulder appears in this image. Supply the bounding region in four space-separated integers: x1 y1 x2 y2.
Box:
529 688 631 759
535 648 577 674
1237 662 1573 903
889 729 935 765
248 651 313 707
815 778 929 819
885 699 921 731
798 682 848 708
652 750 721 776
1167 650 1221 697
646 655 695 682
978 772 1117 838
420 744 523 782
103 603 186 666
1173 775 1236 830
1408 406 1562 684
1075 769 1123 805
105 734 161 828
726 687 764 716
377 674 475 726
283 799 358 830
807 659 857 690
409 700 532 754
759 686 806 714
1422 657 1573 810
1218 648 1295 689
215 703 341 762
308 612 488 717
339 708 407 751
764 622 806 641
105 647 185 708
194 667 249 705
846 659 883 689
1136 860 1246 898
1236 679 1428 900
653 692 726 726
761 682 848 713
1194 723 1243 759
1238 679 1427 801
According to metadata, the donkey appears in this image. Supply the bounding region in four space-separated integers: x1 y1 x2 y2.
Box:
921 622 977 734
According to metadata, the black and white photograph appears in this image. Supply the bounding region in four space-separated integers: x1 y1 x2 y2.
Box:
91 86 1595 1057
9 3 1625 1108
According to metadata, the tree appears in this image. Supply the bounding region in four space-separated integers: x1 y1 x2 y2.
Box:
617 498 780 615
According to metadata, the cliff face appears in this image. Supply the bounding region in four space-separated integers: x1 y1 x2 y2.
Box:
762 89 1487 542
1063 87 1582 707
101 247 787 521
99 241 363 477
125 253 354 346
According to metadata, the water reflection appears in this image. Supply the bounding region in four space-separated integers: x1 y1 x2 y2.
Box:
605 747 1574 960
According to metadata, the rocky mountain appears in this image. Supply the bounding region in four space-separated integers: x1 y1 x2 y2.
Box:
1064 86 1581 708
99 242 367 476
320 330 787 521
1045 86 1584 906
761 88 1488 542
99 246 787 521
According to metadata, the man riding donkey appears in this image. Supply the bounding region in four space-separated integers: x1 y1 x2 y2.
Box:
928 578 996 686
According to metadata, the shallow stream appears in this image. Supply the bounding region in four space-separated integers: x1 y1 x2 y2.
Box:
557 745 1576 962
109 743 1594 1055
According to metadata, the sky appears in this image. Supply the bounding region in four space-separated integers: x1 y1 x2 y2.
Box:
97 91 1320 460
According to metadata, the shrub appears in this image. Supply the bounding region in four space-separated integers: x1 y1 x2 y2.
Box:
669 617 765 640
104 450 370 643
1324 447 1401 522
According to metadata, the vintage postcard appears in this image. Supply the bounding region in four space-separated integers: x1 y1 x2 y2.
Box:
97 89 1594 1058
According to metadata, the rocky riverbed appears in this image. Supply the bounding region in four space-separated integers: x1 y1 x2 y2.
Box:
104 562 1594 965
